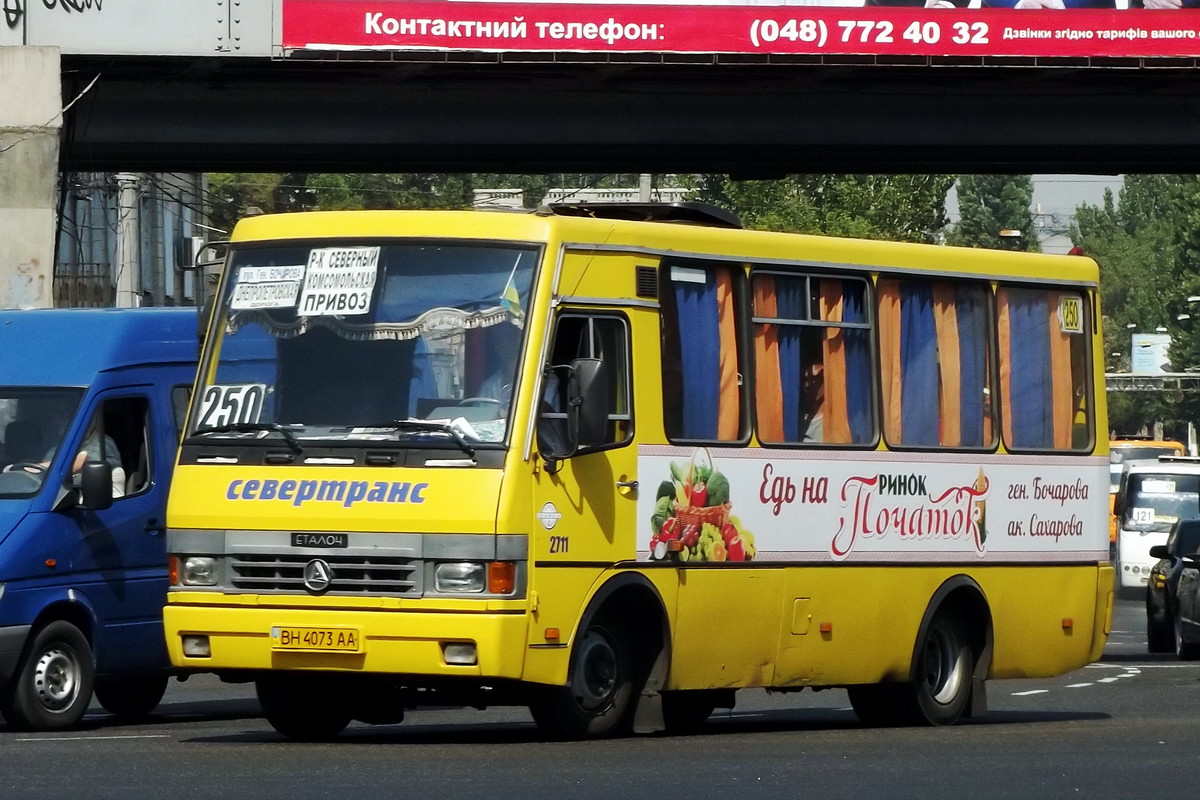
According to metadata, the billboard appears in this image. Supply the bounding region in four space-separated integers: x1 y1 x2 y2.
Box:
282 0 1200 58
1131 333 1172 376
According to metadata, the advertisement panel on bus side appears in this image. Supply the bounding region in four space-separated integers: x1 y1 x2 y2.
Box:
637 445 1108 564
282 0 1200 59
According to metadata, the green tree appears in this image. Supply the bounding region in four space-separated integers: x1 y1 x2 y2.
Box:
1074 175 1200 438
205 172 287 233
205 173 478 231
947 175 1038 251
691 174 956 242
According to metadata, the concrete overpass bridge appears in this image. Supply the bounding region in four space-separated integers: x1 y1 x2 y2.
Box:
7 0 1200 306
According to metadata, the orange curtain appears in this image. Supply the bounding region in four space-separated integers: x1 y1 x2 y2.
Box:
997 289 1014 449
1048 292 1074 450
754 277 784 442
820 280 851 444
716 271 740 440
932 283 962 447
877 281 903 445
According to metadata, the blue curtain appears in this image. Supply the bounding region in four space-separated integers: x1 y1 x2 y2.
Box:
1009 292 1053 448
842 281 872 443
900 283 940 446
956 287 987 447
775 278 805 441
673 274 721 439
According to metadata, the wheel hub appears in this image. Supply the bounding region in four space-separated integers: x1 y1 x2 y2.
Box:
923 624 967 706
573 630 617 712
33 647 80 713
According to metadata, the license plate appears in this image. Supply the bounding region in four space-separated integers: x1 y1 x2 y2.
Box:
271 626 361 652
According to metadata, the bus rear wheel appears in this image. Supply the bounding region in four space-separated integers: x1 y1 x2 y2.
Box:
530 615 636 740
256 674 352 741
849 610 974 727
661 690 724 733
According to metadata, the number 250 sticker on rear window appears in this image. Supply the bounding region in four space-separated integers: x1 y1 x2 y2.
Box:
298 247 379 316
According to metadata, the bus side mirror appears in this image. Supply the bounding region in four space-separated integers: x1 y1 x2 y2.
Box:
79 461 113 511
536 358 611 472
568 357 609 450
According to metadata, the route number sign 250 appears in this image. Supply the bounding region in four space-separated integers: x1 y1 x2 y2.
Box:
197 383 267 429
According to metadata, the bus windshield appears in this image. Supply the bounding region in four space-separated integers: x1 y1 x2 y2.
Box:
1110 444 1185 491
1123 473 1200 533
191 242 539 448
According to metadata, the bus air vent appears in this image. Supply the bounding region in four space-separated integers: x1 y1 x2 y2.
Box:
636 266 658 299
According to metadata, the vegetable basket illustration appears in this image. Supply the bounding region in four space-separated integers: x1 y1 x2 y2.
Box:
648 447 756 563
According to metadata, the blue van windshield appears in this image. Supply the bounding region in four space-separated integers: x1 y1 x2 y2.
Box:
0 388 83 497
192 242 538 448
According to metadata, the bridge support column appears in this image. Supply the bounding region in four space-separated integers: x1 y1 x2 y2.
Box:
0 46 61 309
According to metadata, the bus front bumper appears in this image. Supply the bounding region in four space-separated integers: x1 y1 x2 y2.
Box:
164 602 530 680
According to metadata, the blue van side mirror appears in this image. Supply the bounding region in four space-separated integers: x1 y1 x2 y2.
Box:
79 461 113 511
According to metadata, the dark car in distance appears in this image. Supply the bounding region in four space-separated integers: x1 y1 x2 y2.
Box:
1147 519 1200 658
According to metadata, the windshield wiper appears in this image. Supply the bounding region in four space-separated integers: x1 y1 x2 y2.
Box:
194 422 304 454
368 420 476 458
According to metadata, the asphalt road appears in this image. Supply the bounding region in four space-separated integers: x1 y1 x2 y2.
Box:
3 597 1196 800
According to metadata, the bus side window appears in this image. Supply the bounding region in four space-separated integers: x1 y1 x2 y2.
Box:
878 277 995 449
996 285 1092 452
752 272 873 446
660 262 744 443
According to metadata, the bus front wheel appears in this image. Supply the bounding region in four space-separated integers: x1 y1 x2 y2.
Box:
94 675 169 719
530 615 636 740
256 674 352 741
849 610 974 727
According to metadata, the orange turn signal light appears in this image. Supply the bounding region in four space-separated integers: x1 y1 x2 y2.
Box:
44 559 56 569
488 561 515 594
545 627 561 641
1062 617 1074 630
168 556 179 586
819 622 833 634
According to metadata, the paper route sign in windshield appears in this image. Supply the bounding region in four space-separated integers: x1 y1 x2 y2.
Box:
298 246 380 316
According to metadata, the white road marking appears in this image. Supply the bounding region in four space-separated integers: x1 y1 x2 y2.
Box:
15 734 170 743
1097 677 1120 683
1066 683 1094 688
1011 690 1049 696
1088 663 1195 669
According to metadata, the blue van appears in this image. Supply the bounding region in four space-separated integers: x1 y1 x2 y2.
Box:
0 308 197 731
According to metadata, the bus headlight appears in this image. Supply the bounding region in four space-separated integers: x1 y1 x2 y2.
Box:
182 557 219 586
435 562 485 593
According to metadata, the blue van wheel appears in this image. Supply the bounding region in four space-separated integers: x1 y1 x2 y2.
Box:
0 621 94 731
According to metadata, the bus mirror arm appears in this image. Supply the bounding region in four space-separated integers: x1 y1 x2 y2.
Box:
537 364 579 471
536 358 609 472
